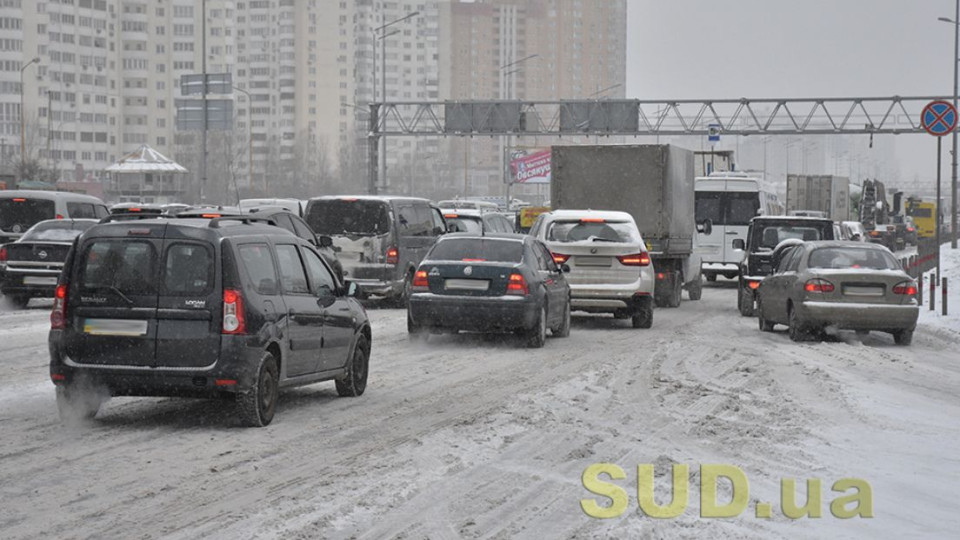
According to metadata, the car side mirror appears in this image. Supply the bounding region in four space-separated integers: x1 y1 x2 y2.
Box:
316 234 334 248
344 280 359 297
560 263 571 273
697 219 713 236
432 226 445 236
732 238 745 251
316 293 337 308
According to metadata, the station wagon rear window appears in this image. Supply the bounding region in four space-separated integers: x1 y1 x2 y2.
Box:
428 238 523 263
306 200 390 236
807 247 901 271
0 198 55 233
79 240 158 296
546 220 641 243
164 244 213 295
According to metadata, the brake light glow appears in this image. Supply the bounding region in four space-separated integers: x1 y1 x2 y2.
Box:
0 247 7 262
580 218 605 223
617 252 651 267
804 279 834 293
129 207 142 212
343 197 359 202
51 284 68 329
506 273 529 295
50 373 66 382
222 288 246 334
893 282 918 296
462 258 486 262
215 379 238 386
12 198 26 202
412 270 429 291
551 252 570 264
748 280 761 290
386 247 399 265
56 214 64 220
444 214 459 219
201 213 222 218
869 231 881 237
656 272 666 280
907 227 915 232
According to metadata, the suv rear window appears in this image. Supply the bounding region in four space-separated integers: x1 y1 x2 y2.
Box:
306 199 390 236
546 220 641 243
755 224 827 249
428 238 523 263
0 198 55 233
79 240 158 295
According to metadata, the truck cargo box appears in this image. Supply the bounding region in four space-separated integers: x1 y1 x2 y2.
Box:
786 174 850 221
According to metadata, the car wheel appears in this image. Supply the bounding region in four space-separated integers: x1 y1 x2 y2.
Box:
552 300 571 338
737 286 755 317
787 306 807 342
665 273 682 308
757 300 775 332
407 312 429 343
893 329 913 346
687 274 703 301
56 385 104 422
237 352 279 427
336 335 370 396
11 295 30 309
394 271 413 308
705 272 717 283
632 297 653 329
525 305 547 348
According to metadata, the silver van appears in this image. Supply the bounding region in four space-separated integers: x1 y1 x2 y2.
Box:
0 190 109 244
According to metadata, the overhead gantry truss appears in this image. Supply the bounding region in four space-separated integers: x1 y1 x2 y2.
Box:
367 96 954 137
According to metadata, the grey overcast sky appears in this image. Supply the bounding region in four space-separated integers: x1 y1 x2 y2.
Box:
626 0 956 182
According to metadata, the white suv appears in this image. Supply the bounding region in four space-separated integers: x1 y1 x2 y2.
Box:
532 210 655 328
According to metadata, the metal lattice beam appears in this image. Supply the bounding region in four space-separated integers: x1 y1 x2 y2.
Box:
368 96 953 137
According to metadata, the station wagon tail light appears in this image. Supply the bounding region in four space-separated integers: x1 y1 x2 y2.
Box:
893 282 918 296
551 252 570 264
412 270 429 291
617 252 650 266
386 246 399 265
51 284 68 329
804 279 834 293
506 272 529 295
222 288 246 334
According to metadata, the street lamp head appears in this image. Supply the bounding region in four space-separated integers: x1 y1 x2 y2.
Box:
939 16 958 24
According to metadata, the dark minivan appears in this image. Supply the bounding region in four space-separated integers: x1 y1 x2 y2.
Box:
303 196 446 304
48 216 372 427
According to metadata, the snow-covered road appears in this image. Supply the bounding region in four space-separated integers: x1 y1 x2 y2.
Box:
1 279 958 539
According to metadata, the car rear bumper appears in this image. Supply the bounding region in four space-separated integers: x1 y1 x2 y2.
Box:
48 332 263 396
408 293 537 332
702 262 739 272
798 301 919 330
0 268 61 297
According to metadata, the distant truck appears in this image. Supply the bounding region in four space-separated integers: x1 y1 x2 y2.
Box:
786 174 850 221
551 144 709 307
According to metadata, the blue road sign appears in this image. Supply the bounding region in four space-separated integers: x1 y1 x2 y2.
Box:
921 100 957 137
708 124 721 142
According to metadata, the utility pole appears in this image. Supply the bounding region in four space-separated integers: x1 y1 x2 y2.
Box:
953 0 959 248
373 11 418 193
233 86 255 197
18 57 40 188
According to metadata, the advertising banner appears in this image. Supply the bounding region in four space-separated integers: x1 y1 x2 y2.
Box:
510 149 551 184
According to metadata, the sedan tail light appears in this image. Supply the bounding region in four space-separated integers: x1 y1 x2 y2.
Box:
385 246 399 265
893 281 918 296
0 247 7 263
51 284 68 329
747 280 761 290
411 269 429 292
222 288 246 334
551 252 570 264
804 279 834 293
506 273 529 296
617 252 650 267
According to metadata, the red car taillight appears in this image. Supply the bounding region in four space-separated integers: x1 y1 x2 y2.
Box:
747 280 761 290
51 284 68 329
893 281 918 296
617 252 650 267
386 246 399 265
222 288 246 334
804 279 834 293
0 247 7 263
552 252 570 264
506 273 529 296
411 269 429 291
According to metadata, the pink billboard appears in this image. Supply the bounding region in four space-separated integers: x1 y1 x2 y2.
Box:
510 149 551 184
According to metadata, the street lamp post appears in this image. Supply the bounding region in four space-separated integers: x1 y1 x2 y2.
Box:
500 54 538 208
939 6 960 248
19 57 40 187
372 11 419 194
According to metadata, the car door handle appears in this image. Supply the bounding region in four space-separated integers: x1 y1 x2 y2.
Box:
726 231 738 235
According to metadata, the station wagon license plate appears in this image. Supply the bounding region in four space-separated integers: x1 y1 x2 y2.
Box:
444 279 490 291
576 256 613 267
82 319 149 336
23 276 58 286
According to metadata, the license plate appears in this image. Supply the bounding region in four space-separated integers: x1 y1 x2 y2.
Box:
23 276 58 286
577 256 613 267
82 319 149 336
842 285 884 297
444 279 489 291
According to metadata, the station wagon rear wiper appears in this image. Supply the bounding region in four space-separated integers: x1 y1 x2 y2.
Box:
86 285 135 306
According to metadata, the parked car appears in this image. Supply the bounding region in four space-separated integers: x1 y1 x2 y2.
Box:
1 191 109 244
48 215 372 426
532 210 655 328
839 221 867 242
756 241 919 345
245 206 343 281
734 216 835 316
239 198 305 216
0 219 99 307
440 208 516 234
304 196 446 304
407 233 571 347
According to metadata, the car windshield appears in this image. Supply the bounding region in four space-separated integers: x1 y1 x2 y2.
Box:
20 220 95 242
546 220 640 243
427 238 523 263
807 247 901 270
306 200 391 235
0 198 56 233
756 224 825 249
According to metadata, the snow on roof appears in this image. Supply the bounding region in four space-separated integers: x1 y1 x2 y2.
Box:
105 145 188 174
